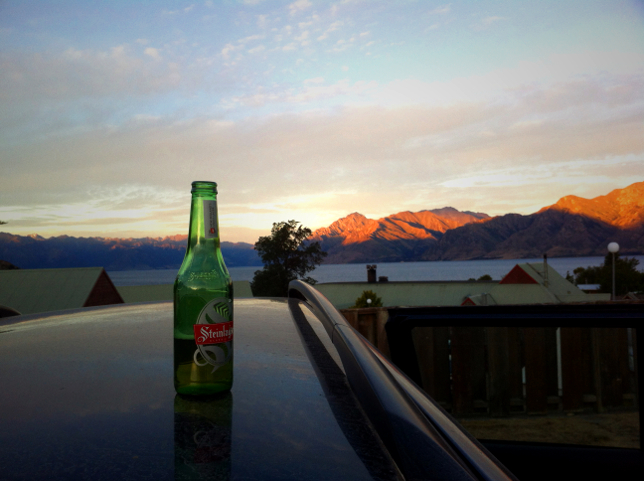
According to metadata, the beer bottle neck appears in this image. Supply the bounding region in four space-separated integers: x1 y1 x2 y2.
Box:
187 192 220 249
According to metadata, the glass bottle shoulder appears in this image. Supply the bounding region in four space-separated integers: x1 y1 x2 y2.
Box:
176 244 231 290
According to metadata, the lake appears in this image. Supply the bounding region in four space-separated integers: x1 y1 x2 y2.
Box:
107 256 644 286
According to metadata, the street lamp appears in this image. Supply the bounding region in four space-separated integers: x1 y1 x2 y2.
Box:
608 242 619 300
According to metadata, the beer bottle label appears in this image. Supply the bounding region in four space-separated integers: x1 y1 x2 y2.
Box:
203 200 218 239
194 323 233 345
193 298 233 371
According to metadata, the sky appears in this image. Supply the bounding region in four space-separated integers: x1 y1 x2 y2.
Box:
1 0 643 243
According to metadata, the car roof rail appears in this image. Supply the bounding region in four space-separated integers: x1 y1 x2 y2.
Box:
289 280 518 481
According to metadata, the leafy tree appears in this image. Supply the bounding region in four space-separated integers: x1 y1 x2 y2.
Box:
572 253 644 295
352 290 383 308
468 274 493 281
571 265 602 284
251 220 327 297
599 253 644 295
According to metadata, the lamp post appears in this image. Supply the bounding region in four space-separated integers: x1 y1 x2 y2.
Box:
608 242 619 301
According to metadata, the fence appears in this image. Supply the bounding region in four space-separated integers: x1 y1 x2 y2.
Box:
341 308 639 417
340 307 391 359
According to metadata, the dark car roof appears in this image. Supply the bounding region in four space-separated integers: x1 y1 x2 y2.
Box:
0 298 404 480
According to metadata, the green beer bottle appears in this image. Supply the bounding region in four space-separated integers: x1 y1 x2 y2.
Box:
174 181 233 395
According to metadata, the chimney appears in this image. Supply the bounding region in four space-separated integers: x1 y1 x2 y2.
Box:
367 264 377 283
543 254 549 287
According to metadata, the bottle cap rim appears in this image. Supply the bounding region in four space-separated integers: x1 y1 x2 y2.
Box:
191 181 218 193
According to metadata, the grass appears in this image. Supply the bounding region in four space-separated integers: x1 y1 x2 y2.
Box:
456 411 640 449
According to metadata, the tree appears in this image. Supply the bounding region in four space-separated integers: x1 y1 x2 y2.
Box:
351 290 383 308
599 253 644 295
251 220 327 297
572 253 644 295
468 274 492 281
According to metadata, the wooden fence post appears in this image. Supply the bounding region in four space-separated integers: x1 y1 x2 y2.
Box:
545 327 559 409
598 328 629 408
590 328 604 413
561 327 585 412
487 327 510 417
451 327 487 415
633 328 639 407
507 327 524 412
375 309 391 359
412 327 451 408
524 327 548 414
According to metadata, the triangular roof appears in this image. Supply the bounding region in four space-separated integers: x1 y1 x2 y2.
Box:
517 262 585 298
0 267 123 315
483 262 588 305
499 265 539 284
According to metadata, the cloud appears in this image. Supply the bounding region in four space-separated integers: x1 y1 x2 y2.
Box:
4 72 642 233
289 0 312 16
474 15 507 30
226 78 377 106
482 15 505 25
248 45 266 54
239 34 265 44
428 4 451 15
317 20 344 41
295 30 309 44
257 14 269 28
220 43 239 59
144 47 161 60
0 47 181 106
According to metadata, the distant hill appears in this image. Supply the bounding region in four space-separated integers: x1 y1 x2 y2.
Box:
0 260 19 270
310 208 490 263
537 181 644 228
0 233 261 270
311 182 644 263
431 182 644 260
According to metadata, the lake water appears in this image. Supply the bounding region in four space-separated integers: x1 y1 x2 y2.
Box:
107 256 644 286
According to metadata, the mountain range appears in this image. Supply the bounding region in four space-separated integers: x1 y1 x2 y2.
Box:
310 182 644 263
1 182 642 270
0 234 260 270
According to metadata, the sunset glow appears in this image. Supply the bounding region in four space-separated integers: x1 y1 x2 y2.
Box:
1 1 643 243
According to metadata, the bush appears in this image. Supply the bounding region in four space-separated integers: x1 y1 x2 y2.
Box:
352 290 383 308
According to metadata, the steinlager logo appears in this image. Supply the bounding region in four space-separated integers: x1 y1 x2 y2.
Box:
193 298 233 372
194 322 233 345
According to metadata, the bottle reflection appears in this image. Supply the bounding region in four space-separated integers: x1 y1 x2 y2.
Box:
174 392 232 480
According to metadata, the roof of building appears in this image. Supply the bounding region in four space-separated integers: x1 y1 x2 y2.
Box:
316 281 499 309
0 267 123 315
318 262 610 309
463 262 608 305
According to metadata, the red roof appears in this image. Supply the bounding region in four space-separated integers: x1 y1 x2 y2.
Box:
499 265 538 285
